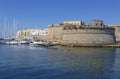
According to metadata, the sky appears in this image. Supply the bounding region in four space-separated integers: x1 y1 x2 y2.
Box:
0 0 120 37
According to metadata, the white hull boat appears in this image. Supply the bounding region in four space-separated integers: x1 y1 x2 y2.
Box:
29 40 49 47
19 40 32 45
5 41 19 45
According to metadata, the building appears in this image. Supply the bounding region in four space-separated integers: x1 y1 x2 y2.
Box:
16 29 48 40
89 20 104 27
64 21 84 26
16 29 32 40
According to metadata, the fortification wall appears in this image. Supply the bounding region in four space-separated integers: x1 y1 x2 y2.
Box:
61 28 115 46
115 26 120 42
47 26 63 42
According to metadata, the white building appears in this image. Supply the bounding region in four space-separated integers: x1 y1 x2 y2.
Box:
30 29 48 36
16 29 48 40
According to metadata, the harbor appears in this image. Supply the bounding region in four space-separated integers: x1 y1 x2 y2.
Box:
0 45 120 79
1 0 120 79
1 20 120 48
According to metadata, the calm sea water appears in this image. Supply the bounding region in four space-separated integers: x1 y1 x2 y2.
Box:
0 45 120 79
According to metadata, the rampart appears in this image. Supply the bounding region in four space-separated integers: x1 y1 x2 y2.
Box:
115 26 120 42
47 24 63 42
61 28 115 46
108 25 120 42
48 20 116 46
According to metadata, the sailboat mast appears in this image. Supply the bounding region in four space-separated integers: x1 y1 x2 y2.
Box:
4 17 6 39
13 18 16 37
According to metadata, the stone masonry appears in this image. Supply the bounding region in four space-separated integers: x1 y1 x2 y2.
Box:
48 20 117 46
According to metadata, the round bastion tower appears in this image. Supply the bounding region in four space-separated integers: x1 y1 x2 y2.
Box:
61 20 115 46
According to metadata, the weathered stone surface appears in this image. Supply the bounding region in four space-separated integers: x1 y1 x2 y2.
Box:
108 25 120 42
61 29 115 46
115 26 120 42
48 20 116 46
89 20 104 27
47 24 63 42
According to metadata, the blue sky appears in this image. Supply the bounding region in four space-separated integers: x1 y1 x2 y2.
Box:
0 0 120 37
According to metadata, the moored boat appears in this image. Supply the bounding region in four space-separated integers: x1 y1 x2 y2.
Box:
48 41 60 46
19 40 32 45
29 40 49 47
5 40 19 45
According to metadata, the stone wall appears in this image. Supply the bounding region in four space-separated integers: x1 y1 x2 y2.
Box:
61 28 115 46
89 20 104 27
47 20 117 46
47 24 63 42
115 26 120 42
108 25 120 42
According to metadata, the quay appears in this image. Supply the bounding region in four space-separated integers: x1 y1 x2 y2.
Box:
103 42 120 48
61 43 120 48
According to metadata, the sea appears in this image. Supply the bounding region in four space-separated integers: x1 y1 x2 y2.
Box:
0 45 120 79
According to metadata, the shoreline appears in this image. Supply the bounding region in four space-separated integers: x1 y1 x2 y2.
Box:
61 42 120 48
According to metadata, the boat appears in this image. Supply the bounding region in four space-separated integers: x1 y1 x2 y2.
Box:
5 40 19 45
0 38 5 44
19 40 32 45
48 41 60 46
29 40 49 47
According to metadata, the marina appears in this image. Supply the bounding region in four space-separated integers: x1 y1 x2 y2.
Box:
0 0 120 79
0 39 60 48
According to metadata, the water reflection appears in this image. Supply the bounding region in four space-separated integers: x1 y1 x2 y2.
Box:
0 45 119 79
113 48 120 79
46 47 116 79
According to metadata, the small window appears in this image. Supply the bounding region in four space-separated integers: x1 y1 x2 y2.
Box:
94 23 97 26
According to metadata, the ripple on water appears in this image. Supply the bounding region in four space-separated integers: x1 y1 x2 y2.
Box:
0 45 120 79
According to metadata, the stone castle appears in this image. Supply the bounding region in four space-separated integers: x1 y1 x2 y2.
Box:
48 20 120 46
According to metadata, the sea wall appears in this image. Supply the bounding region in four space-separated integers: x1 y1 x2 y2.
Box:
115 26 120 42
47 24 63 42
61 28 115 46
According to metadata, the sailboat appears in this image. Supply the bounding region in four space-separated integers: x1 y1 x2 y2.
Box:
29 40 49 47
5 18 19 45
19 39 32 45
5 40 19 45
18 21 32 45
